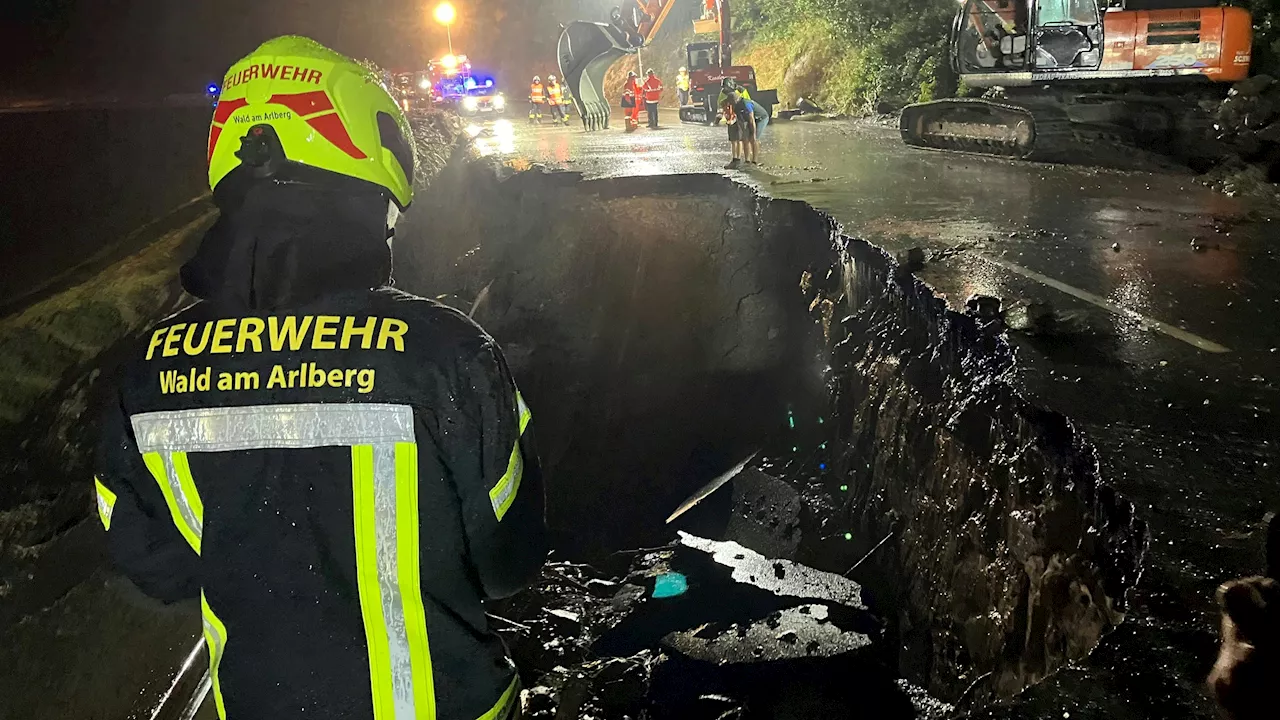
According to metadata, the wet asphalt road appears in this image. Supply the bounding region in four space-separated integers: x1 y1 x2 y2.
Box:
467 107 1280 713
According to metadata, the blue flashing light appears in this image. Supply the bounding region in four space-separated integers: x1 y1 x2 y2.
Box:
464 77 477 90
486 79 494 87
207 84 220 95
819 463 827 471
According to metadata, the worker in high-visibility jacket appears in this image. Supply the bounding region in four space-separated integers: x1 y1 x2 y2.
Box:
642 68 663 129
622 71 643 128
561 82 576 122
92 35 547 720
545 75 570 125
529 75 545 124
676 67 691 107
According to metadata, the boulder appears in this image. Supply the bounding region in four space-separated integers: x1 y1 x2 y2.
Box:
1232 73 1275 97
725 468 803 560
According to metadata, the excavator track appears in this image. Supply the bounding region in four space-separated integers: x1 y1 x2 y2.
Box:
899 90 1229 168
899 97 1094 163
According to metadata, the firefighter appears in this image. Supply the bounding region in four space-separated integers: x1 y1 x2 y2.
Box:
642 68 663 129
92 35 547 720
546 74 569 125
529 75 545 124
561 82 576 123
622 70 643 130
676 66 691 107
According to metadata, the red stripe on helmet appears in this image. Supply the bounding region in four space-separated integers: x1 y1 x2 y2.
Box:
303 112 369 160
207 125 223 163
211 97 248 126
266 91 335 117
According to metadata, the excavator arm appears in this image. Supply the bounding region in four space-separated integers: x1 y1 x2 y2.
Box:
557 0 682 130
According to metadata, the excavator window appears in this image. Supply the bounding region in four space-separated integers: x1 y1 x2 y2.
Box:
1035 0 1098 26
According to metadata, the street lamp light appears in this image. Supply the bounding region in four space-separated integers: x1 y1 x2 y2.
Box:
434 3 456 56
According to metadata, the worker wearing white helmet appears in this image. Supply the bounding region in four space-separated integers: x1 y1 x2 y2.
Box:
546 74 569 125
676 66 691 107
529 75 545 124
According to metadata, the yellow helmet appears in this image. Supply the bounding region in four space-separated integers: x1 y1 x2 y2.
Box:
208 36 415 209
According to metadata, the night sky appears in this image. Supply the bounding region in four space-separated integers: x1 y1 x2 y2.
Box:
0 0 610 99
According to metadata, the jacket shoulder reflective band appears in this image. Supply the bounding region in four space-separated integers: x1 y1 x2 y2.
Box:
94 477 118 531
488 391 532 521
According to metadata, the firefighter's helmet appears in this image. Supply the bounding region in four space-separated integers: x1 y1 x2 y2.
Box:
208 36 415 209
679 66 687 73
533 75 541 82
647 68 656 75
628 71 637 78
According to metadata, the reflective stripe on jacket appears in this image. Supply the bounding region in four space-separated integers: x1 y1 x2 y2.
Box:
642 77 663 102
95 290 547 720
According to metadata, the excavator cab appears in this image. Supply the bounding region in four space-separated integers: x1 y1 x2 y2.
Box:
687 42 720 72
954 0 1102 77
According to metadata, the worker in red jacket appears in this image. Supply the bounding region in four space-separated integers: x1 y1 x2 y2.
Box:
642 68 663 129
623 71 644 129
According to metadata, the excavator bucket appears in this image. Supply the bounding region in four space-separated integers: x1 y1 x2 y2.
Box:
557 1 683 132
558 21 635 131
692 17 719 35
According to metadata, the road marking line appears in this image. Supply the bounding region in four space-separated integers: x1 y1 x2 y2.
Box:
976 254 1231 354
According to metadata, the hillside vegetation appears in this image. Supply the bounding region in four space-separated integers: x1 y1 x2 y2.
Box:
734 0 957 113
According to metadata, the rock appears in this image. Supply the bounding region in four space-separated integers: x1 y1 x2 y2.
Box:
896 247 927 273
874 99 902 115
796 97 825 114
725 468 803 560
1255 122 1280 145
965 294 1003 320
1111 242 1121 252
1235 129 1264 158
1233 74 1275 97
1244 98 1277 129
522 686 557 718
1005 300 1056 333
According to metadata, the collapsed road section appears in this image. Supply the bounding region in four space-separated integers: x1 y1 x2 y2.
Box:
390 164 1149 716
2 160 1150 718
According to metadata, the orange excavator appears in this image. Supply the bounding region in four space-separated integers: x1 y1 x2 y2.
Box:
556 0 777 130
557 0 682 130
900 0 1252 161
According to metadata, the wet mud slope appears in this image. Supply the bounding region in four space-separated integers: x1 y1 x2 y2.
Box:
394 163 1149 717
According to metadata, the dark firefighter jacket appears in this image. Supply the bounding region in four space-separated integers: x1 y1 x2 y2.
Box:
93 182 547 720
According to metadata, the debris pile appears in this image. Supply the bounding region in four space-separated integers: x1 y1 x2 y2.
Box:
491 522 943 719
1208 73 1280 197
